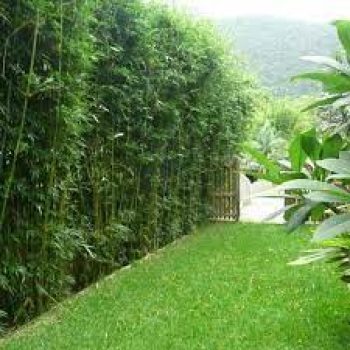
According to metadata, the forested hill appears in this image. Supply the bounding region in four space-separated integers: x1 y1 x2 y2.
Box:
218 17 338 96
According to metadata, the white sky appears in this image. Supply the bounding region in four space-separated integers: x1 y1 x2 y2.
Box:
169 0 350 22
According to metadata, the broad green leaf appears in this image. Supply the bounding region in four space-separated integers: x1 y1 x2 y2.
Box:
278 159 292 170
289 248 337 265
313 213 350 241
321 134 343 159
301 128 321 161
333 20 350 61
279 171 308 182
292 71 350 94
245 171 283 185
246 170 306 186
302 96 342 112
286 201 319 232
310 203 327 221
304 191 350 203
341 273 350 284
263 204 297 222
333 94 350 109
260 194 300 199
326 173 350 181
317 158 350 174
340 151 350 161
289 134 307 172
301 56 350 74
243 145 281 182
281 179 348 195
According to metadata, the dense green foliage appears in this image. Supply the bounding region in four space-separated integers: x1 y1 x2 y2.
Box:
248 97 315 159
249 20 350 286
219 17 338 96
0 0 94 327
246 129 346 183
246 128 347 225
0 0 255 329
2 224 349 350
279 20 350 284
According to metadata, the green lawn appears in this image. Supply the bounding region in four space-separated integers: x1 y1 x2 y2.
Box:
1 223 350 350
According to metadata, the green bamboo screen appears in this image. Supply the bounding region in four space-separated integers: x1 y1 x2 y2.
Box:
0 0 255 329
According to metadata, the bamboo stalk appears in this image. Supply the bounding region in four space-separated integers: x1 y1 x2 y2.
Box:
0 11 40 231
0 83 12 176
44 0 64 234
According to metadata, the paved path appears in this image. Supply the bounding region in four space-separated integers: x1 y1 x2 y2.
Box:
240 195 285 223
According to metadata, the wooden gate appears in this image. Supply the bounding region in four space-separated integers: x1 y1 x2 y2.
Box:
211 157 240 222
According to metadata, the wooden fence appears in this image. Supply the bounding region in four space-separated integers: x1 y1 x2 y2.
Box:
211 157 240 222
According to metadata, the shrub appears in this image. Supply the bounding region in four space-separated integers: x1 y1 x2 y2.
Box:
248 96 316 160
0 0 256 328
73 0 256 287
0 0 94 325
280 20 350 283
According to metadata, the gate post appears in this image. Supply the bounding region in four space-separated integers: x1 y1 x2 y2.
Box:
211 156 240 222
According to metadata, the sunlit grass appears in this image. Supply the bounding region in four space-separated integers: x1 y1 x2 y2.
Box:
1 223 350 350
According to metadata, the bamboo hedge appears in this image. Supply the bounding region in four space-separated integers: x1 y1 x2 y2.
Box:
0 0 256 329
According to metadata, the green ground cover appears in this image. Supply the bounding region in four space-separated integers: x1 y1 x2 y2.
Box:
1 223 349 350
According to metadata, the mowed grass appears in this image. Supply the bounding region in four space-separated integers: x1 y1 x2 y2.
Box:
1 223 350 350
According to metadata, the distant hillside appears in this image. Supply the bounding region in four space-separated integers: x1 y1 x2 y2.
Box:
218 17 338 96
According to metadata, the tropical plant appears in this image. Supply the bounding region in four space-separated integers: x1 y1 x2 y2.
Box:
282 155 350 283
293 21 350 114
245 128 347 225
246 129 350 283
248 95 316 163
249 120 285 158
252 96 315 140
272 20 350 284
245 129 346 184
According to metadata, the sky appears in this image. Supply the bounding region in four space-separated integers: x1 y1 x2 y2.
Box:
168 0 350 22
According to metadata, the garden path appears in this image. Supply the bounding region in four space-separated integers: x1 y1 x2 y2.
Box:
240 177 284 223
